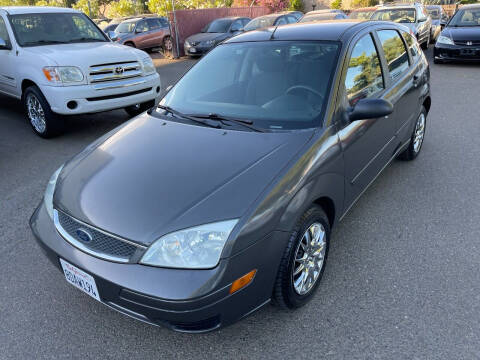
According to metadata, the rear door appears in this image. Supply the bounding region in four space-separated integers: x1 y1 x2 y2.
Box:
0 14 17 97
146 18 163 48
134 19 150 49
337 31 396 206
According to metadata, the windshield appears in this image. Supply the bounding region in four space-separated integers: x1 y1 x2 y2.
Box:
160 41 339 130
449 9 480 27
244 16 276 31
115 21 136 33
203 19 232 33
299 14 336 22
9 12 107 46
427 8 440 19
349 10 373 20
371 9 416 23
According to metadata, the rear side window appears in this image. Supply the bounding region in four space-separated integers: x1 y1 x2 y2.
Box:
275 17 287 25
136 20 148 32
0 17 10 46
345 34 384 106
147 18 161 30
377 30 409 80
402 31 420 62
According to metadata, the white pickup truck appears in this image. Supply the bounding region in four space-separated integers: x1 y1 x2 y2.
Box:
0 6 161 137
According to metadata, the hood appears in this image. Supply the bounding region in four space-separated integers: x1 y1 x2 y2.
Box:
443 26 480 42
23 42 146 69
186 32 225 44
55 114 313 245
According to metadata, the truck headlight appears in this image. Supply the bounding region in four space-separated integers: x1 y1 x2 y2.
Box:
436 35 454 45
140 220 238 269
142 57 156 75
43 67 84 85
44 165 64 219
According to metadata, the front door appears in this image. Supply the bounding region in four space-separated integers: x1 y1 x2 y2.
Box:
0 15 17 97
337 32 396 208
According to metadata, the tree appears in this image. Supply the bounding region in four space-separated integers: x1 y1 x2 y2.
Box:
72 0 100 17
256 0 288 12
331 0 341 9
289 0 303 11
108 0 144 17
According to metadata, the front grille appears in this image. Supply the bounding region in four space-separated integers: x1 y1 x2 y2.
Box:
89 61 142 84
454 40 480 46
86 87 152 101
55 210 141 262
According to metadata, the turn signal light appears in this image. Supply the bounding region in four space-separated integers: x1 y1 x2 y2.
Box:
229 269 256 294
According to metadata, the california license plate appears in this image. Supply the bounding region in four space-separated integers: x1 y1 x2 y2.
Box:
60 259 100 301
190 47 197 53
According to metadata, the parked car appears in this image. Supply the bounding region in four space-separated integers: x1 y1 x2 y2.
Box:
285 10 304 21
305 9 347 17
348 7 377 20
31 19 431 332
102 16 135 33
0 7 161 137
111 16 172 52
426 5 449 43
371 3 432 49
434 4 480 63
243 12 298 32
184 17 250 57
299 12 347 22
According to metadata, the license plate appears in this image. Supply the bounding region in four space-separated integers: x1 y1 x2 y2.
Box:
190 47 196 53
461 49 477 56
60 259 100 301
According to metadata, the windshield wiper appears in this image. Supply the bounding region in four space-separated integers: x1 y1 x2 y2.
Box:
153 105 221 129
186 113 266 133
22 40 69 46
70 37 106 42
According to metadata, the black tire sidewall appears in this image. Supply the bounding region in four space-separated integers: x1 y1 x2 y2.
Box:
280 207 330 308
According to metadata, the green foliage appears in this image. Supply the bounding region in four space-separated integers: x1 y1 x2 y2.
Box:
147 0 232 17
330 0 341 9
0 0 34 5
459 0 478 4
108 0 143 17
35 0 64 6
289 0 303 11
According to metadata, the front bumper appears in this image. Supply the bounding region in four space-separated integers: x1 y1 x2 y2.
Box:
434 43 480 62
41 73 161 115
29 202 289 332
184 43 212 56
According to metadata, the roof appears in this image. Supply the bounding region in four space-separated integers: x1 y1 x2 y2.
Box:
0 6 78 15
227 20 375 43
350 7 377 12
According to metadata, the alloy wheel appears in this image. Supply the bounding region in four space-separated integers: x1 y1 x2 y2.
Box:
413 113 426 153
292 222 326 295
26 93 46 134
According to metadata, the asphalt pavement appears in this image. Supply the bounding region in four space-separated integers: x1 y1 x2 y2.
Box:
1 49 479 359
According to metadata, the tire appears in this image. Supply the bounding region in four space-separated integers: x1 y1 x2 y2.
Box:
124 42 135 48
398 106 427 161
421 34 429 50
163 36 173 52
433 58 442 64
124 100 155 117
22 85 64 138
272 205 330 309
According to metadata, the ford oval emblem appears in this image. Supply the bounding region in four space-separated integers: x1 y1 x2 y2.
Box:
76 228 93 243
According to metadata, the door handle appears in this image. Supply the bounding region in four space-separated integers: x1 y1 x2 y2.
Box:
413 74 420 87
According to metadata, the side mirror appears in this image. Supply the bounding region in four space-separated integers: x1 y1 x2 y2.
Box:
165 85 173 93
108 31 117 40
348 98 393 121
418 17 427 23
0 37 10 50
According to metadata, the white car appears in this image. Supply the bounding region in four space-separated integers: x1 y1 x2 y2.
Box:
0 6 161 137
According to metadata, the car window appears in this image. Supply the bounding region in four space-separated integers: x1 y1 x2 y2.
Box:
345 34 384 106
449 9 480 26
0 16 10 46
402 30 420 63
147 18 161 30
158 18 169 27
230 20 243 31
241 18 250 26
136 20 149 32
286 15 297 23
275 17 287 25
372 9 416 23
377 30 409 80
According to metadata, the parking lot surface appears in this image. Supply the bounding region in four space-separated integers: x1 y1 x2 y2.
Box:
1 50 479 359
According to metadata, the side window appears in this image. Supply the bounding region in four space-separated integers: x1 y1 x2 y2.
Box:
275 17 287 25
286 15 297 23
345 34 384 106
159 18 169 27
402 31 420 62
377 30 409 80
242 18 250 26
230 20 243 31
136 20 149 33
147 18 161 30
0 16 11 46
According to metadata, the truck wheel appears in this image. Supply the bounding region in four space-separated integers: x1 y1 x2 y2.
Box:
163 36 173 52
272 205 330 309
124 42 135 47
398 107 427 161
421 34 429 50
124 100 155 117
22 85 64 138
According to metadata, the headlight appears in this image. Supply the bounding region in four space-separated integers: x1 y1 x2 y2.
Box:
184 40 190 47
42 67 84 85
436 35 454 45
142 57 156 75
140 219 238 269
44 165 64 219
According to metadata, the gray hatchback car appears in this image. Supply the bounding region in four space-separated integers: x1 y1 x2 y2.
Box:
31 20 431 332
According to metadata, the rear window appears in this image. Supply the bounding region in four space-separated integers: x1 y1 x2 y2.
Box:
371 9 416 23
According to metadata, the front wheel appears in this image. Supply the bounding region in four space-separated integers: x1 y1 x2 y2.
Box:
124 100 155 117
398 107 427 161
23 85 64 138
272 205 330 309
421 34 430 50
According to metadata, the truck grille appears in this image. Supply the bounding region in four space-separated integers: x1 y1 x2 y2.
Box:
89 61 142 84
54 209 145 262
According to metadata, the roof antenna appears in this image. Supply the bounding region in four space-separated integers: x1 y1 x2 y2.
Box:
270 26 278 40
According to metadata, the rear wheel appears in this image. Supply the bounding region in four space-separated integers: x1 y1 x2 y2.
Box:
124 42 135 47
124 100 155 117
421 34 430 49
23 85 64 138
398 107 427 161
163 36 173 52
272 205 330 309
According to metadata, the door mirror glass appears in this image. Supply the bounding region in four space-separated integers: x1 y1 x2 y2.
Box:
0 37 7 49
348 99 393 121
